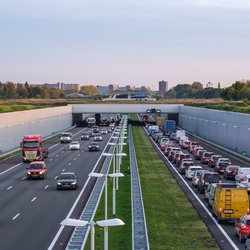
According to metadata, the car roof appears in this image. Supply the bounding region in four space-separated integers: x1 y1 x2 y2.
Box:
60 172 75 175
71 141 79 143
30 161 45 165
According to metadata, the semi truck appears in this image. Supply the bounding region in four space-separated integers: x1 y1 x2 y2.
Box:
20 135 48 163
164 120 176 134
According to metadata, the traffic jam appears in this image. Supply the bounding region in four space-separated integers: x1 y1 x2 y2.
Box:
145 118 250 248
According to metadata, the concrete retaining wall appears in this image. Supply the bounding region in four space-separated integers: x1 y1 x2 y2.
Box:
0 106 72 154
179 106 250 156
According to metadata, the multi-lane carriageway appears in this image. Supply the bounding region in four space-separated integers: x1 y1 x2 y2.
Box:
146 124 250 250
1 114 250 250
0 126 114 250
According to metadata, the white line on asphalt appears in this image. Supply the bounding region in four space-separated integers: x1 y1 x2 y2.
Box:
21 177 26 180
78 154 80 157
48 143 60 150
12 213 20 220
44 185 49 189
6 186 13 190
62 169 65 172
68 163 71 166
56 154 59 157
73 158 76 161
48 129 114 250
148 130 239 250
54 176 58 179
0 163 22 176
49 159 53 161
31 197 37 202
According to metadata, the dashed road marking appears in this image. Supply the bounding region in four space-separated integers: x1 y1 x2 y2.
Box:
55 176 58 179
21 177 26 180
12 213 20 220
73 158 76 161
68 163 71 166
49 159 53 161
44 185 49 189
62 169 65 172
56 154 59 157
31 197 37 202
6 186 13 190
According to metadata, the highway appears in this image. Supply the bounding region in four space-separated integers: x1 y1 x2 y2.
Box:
0 126 113 250
144 116 250 250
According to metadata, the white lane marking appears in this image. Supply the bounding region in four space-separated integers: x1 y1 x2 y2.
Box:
73 158 76 161
31 197 37 202
6 186 13 190
48 143 60 150
48 128 114 250
54 176 58 179
62 169 65 172
12 213 20 220
49 159 53 161
68 163 71 166
21 177 26 180
0 163 22 176
44 185 49 189
61 151 64 153
78 154 81 157
56 154 59 157
148 129 239 250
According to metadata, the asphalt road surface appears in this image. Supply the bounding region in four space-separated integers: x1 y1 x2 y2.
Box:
0 126 113 250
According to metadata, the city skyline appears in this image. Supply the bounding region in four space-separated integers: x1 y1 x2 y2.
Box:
1 0 249 90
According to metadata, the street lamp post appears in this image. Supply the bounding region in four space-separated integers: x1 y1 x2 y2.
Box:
61 218 125 250
88 172 124 247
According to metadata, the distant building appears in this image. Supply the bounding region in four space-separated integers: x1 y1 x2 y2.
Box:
206 82 213 88
44 82 80 92
159 80 168 95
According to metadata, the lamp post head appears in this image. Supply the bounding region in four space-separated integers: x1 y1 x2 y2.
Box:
96 218 125 227
61 218 89 227
109 173 124 178
89 172 104 178
102 153 114 157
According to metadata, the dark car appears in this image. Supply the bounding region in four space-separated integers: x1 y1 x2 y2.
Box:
92 125 99 133
81 132 89 140
215 162 230 174
56 172 78 190
88 142 100 151
177 153 190 167
197 172 221 194
223 165 240 180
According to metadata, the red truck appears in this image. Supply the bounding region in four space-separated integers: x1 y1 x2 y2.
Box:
20 135 48 163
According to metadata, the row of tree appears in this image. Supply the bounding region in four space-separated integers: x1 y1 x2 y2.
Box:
1 81 250 100
164 82 222 99
0 82 64 99
221 81 250 100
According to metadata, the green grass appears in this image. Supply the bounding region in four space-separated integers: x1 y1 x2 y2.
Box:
132 126 219 250
86 143 132 249
0 104 37 113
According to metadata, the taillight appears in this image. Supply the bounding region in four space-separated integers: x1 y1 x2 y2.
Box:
247 208 250 214
218 179 222 183
202 180 205 184
219 208 223 213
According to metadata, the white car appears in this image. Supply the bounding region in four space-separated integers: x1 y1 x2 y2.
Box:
69 141 80 150
238 174 250 190
101 129 108 135
185 166 202 180
94 133 103 141
236 168 250 183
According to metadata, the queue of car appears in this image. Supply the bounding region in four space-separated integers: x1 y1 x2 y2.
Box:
147 125 250 245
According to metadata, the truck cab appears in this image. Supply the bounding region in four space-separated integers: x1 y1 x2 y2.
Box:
21 135 48 163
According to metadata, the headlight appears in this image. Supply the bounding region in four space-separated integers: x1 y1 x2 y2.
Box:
97 146 99 148
71 182 76 185
39 171 43 174
27 172 31 175
57 182 62 185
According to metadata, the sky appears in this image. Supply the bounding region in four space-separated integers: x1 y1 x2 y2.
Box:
0 0 250 90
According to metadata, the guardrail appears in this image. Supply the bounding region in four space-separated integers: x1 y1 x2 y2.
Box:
129 124 150 250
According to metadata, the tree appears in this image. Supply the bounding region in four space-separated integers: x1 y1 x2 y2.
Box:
191 82 203 90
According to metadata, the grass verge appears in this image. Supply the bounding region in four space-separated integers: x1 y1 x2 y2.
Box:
132 126 219 250
86 143 132 249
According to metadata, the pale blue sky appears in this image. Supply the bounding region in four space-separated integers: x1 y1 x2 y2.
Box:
0 0 250 90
